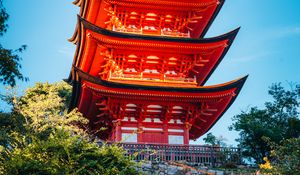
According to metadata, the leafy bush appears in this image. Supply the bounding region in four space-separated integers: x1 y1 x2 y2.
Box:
0 82 139 175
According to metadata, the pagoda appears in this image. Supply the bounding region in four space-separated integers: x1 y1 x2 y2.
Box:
67 0 247 145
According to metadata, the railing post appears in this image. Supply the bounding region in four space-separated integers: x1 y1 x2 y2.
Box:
171 146 174 161
210 146 215 168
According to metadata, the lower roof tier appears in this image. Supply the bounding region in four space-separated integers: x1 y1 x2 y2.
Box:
70 17 239 86
69 67 247 140
72 0 224 38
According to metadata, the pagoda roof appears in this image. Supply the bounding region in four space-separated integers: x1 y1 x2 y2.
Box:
69 67 247 140
72 66 246 93
74 16 239 44
72 0 224 38
69 16 239 86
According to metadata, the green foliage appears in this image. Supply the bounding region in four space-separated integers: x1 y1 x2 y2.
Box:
203 132 227 147
0 0 27 87
203 132 217 145
17 82 86 137
230 83 300 164
1 132 138 175
0 82 139 175
269 138 300 175
0 0 8 36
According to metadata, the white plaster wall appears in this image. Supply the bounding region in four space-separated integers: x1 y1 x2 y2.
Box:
168 135 184 144
122 133 137 143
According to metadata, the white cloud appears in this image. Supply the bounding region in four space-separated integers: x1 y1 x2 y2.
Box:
263 26 300 40
58 47 74 57
232 51 275 63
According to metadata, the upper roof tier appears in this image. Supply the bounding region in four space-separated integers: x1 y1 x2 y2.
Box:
69 17 239 86
72 0 224 38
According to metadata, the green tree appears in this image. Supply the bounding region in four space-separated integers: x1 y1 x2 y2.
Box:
269 138 300 175
0 82 139 175
203 132 217 146
230 83 300 164
0 0 27 87
203 132 227 147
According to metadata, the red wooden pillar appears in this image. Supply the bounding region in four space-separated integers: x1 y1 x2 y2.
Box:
137 118 144 143
184 122 191 145
114 119 122 142
163 106 169 144
163 120 169 144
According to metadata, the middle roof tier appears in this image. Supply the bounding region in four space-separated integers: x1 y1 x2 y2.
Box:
71 17 239 87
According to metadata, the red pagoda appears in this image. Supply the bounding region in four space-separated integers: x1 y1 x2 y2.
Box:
67 0 247 145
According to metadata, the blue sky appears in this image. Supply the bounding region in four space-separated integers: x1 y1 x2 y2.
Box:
1 0 300 145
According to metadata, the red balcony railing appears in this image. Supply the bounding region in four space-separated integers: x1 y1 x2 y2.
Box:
103 142 242 166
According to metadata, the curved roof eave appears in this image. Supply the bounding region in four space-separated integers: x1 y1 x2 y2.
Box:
73 66 248 93
200 0 225 38
192 75 248 139
79 16 240 44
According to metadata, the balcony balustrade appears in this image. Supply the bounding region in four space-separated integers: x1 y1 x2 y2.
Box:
102 142 242 166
